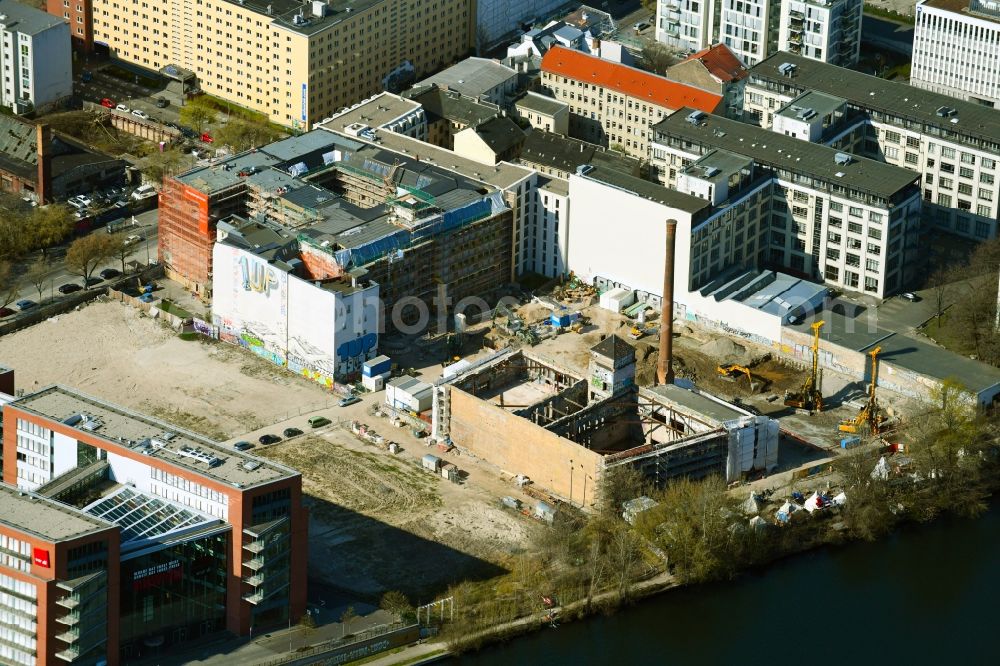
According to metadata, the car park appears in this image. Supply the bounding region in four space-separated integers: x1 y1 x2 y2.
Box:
282 427 303 438
16 300 38 311
100 268 121 280
0 307 16 318
233 440 254 451
339 396 361 407
58 283 83 294
258 434 281 445
101 98 115 108
131 109 149 120
308 416 331 428
115 104 130 113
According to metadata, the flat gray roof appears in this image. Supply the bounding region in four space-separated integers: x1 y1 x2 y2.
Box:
643 384 748 425
682 148 753 184
749 52 1000 151
577 164 711 215
416 58 517 98
653 109 920 200
0 1 66 35
775 90 846 120
924 0 1000 26
321 92 423 132
0 484 112 543
12 386 300 489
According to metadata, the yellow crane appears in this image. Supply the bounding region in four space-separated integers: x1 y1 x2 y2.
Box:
839 346 888 434
784 320 825 412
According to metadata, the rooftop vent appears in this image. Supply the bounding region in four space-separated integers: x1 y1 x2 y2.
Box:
777 62 797 77
834 152 852 165
704 166 720 177
686 110 707 125
796 108 816 121
576 164 595 176
176 445 223 467
242 460 263 471
936 106 957 118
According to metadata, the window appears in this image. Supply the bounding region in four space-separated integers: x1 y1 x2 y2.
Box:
826 248 840 260
885 147 899 160
849 206 862 217
846 253 860 267
867 243 881 255
866 258 879 272
830 201 843 212
981 173 995 185
825 265 839 281
864 276 879 293
845 271 859 288
975 221 989 238
905 152 918 165
960 167 974 179
848 221 862 234
961 153 975 164
884 130 901 143
939 193 952 206
940 177 953 189
869 212 883 223
983 158 996 170
941 146 956 159
958 183 973 196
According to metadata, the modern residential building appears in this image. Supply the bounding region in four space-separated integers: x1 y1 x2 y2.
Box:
665 43 749 118
911 0 1000 108
649 109 923 297
414 57 520 107
54 0 474 128
777 0 863 67
514 92 569 135
0 1 71 113
539 45 723 159
2 385 308 663
744 52 1000 240
0 117 125 205
657 0 861 67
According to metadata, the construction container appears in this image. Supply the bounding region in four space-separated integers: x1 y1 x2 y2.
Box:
534 501 557 524
363 355 392 378
599 287 635 313
441 463 459 482
361 374 385 392
422 454 442 472
386 376 433 413
501 496 522 510
388 442 400 454
841 436 862 449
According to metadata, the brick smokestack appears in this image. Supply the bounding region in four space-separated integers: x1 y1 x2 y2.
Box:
36 124 52 205
657 219 677 385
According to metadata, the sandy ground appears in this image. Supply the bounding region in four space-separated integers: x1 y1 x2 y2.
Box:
0 299 337 439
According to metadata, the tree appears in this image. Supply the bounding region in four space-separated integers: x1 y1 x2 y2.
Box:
0 261 22 310
65 234 116 287
597 465 648 520
379 590 413 621
925 265 955 325
25 256 51 303
31 205 76 251
340 606 357 638
140 147 186 184
639 43 678 76
214 119 283 152
179 100 217 133
110 232 137 275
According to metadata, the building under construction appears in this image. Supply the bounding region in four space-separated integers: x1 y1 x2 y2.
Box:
159 129 514 317
432 338 778 507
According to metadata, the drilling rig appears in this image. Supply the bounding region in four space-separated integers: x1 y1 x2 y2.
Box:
839 346 889 434
784 320 825 412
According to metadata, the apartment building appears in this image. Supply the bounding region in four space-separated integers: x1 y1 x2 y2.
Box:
657 0 861 67
0 2 71 113
3 385 308 662
60 0 473 128
744 52 1000 240
665 43 749 117
539 45 722 160
650 109 923 297
911 0 1000 108
778 0 862 67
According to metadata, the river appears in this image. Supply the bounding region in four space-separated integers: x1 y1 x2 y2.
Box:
453 502 1000 664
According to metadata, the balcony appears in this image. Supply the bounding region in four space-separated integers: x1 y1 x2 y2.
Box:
243 556 265 571
242 590 265 605
56 611 80 627
244 573 265 587
56 627 80 644
243 540 265 554
55 647 80 663
789 10 804 19
55 596 80 610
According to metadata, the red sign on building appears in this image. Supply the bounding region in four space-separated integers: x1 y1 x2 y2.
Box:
33 548 50 568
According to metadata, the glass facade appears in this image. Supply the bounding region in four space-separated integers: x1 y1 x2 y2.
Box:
118 530 229 661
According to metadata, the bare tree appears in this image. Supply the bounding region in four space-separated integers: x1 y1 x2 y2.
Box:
25 256 51 303
0 261 22 310
925 265 954 325
639 43 678 76
65 234 116 287
339 606 357 638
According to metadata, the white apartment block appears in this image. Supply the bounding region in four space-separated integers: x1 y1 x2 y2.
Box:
656 0 718 52
650 109 923 297
539 45 722 160
0 3 71 113
778 0 862 67
912 0 1000 108
744 52 1000 241
719 0 781 67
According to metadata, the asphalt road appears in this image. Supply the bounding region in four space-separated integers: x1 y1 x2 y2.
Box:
7 208 159 309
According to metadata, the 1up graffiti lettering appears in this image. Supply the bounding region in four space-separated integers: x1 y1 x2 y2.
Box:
239 255 279 296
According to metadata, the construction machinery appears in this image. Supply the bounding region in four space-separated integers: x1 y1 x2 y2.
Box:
628 321 658 340
784 320 825 412
839 346 889 434
492 301 523 335
717 364 766 392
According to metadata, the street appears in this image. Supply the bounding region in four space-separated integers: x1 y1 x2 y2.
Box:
6 208 159 309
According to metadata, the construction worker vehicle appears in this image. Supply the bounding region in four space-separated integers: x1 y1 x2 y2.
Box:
784 320 825 412
717 364 765 392
628 322 658 340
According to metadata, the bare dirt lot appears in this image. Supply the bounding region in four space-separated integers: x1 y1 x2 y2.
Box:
258 428 539 602
0 299 335 438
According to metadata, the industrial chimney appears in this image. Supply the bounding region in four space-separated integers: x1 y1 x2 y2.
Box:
36 124 52 206
657 219 677 385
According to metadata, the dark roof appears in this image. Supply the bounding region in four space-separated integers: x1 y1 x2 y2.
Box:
472 116 526 155
405 85 499 127
749 51 1000 151
652 109 921 200
519 130 638 175
578 164 711 214
591 334 635 361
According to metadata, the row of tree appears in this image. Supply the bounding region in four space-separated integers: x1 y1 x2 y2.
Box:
179 96 285 151
0 195 76 260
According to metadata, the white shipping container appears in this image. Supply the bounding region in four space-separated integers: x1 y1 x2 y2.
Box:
599 287 635 313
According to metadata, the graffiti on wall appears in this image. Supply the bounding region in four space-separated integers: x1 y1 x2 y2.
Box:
239 255 280 296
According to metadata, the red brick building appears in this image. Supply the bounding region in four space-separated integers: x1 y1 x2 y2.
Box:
45 0 94 52
2 385 308 663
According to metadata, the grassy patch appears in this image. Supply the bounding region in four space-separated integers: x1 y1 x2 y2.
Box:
158 299 193 320
920 315 976 356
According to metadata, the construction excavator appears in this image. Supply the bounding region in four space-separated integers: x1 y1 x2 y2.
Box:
839 346 889 434
784 320 825 412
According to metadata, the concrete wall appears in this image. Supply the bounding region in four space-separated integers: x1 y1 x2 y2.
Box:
450 387 603 506
26 21 72 111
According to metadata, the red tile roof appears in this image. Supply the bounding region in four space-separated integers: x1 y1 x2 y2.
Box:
540 46 722 113
684 43 749 84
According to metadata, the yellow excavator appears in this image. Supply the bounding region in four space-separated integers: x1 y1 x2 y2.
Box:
839 346 889 434
784 320 825 412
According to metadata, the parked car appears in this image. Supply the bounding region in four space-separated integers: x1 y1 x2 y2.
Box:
100 98 115 108
58 283 82 294
100 268 121 280
901 292 921 302
155 97 169 108
258 434 281 445
67 195 92 209
115 104 130 113
179 126 198 139
633 20 651 32
15 300 38 311
83 276 103 287
0 307 16 318
131 109 149 120
307 416 331 428
233 440 254 451
131 184 157 200
338 396 361 407
81 70 93 83
282 427 303 438
124 234 143 246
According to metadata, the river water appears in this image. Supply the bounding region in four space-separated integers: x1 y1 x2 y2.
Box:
454 502 1000 664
